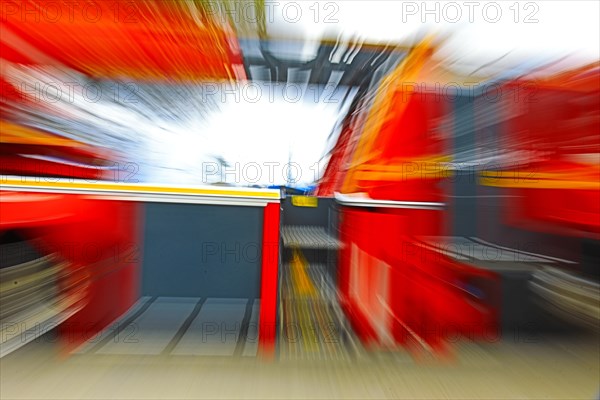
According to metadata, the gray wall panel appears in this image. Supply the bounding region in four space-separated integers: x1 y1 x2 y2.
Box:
141 203 263 298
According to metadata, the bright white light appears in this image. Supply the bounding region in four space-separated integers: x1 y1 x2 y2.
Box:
199 82 348 186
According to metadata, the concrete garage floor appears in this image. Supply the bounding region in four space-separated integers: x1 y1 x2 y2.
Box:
1 330 599 399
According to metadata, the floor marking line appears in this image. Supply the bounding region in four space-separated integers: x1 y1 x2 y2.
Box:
162 297 207 356
233 298 254 357
87 296 157 354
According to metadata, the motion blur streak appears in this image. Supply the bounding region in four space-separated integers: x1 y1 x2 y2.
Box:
1 1 599 399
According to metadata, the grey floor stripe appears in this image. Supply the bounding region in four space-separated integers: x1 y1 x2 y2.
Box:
420 236 549 263
242 299 260 357
171 298 247 356
282 225 341 249
161 297 206 356
233 299 253 357
465 237 549 262
416 238 473 262
85 296 157 354
468 237 571 263
73 296 154 355
96 297 198 355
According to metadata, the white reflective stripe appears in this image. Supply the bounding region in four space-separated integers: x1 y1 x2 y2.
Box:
378 297 433 354
334 192 445 210
0 176 281 207
84 195 273 207
19 154 117 170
